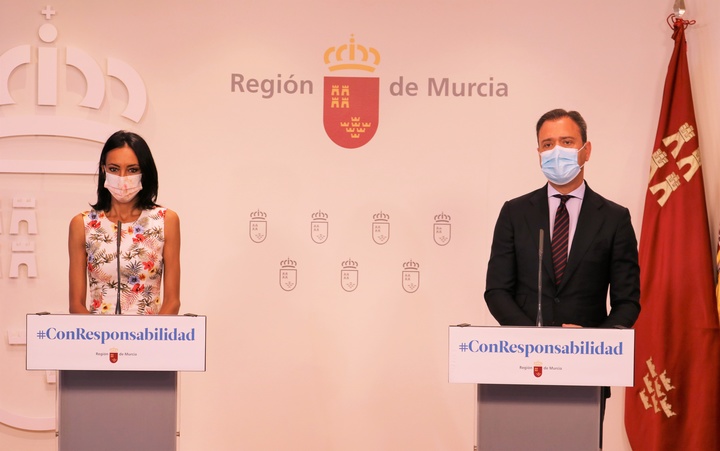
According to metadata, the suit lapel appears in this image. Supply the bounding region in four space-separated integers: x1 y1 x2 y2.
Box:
524 185 556 285
559 185 605 291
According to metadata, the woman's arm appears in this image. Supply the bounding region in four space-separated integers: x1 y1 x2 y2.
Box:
68 214 90 313
159 209 181 314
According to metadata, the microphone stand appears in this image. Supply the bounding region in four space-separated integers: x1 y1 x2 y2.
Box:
536 229 544 327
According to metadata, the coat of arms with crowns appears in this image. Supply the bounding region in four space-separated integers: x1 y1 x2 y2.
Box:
322 35 380 149
0 6 147 174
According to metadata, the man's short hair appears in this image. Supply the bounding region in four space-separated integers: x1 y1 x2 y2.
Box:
536 109 588 143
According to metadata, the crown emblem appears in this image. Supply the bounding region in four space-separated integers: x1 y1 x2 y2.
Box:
311 210 329 221
373 211 389 221
434 212 451 223
342 259 358 269
324 35 380 73
250 209 267 220
280 258 297 268
403 260 420 270
0 6 147 145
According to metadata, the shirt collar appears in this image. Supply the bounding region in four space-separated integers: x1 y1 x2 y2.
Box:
548 181 586 200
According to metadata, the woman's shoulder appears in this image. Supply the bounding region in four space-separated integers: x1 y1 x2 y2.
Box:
148 206 179 223
163 209 179 227
69 213 84 231
156 207 180 239
71 209 104 225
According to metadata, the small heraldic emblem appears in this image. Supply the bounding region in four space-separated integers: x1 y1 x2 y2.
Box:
341 259 359 292
279 258 297 291
533 361 543 378
311 210 329 244
249 210 267 243
323 35 380 149
109 348 119 364
372 211 390 245
433 212 452 246
402 260 420 293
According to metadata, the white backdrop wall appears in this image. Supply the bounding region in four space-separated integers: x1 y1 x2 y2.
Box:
1 1 719 450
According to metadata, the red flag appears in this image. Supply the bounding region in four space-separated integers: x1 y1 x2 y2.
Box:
624 16 720 450
717 227 720 316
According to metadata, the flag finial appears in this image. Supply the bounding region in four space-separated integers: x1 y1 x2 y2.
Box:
673 0 686 17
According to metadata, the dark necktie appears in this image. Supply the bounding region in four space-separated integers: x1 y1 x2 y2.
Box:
551 195 572 286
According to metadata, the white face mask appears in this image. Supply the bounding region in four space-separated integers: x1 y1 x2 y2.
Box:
104 173 143 203
540 143 586 185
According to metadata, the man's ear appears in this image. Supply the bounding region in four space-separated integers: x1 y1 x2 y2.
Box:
583 141 592 163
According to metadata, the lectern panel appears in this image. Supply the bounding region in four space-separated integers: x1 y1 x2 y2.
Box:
477 384 601 451
58 370 177 451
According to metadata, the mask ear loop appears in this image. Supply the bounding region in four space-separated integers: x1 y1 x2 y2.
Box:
577 143 588 169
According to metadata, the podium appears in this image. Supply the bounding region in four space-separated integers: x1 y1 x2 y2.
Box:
449 326 634 451
26 314 206 451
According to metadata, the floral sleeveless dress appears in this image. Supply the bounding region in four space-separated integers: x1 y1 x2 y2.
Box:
82 207 167 314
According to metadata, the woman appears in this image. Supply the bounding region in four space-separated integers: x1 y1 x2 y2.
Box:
68 131 180 314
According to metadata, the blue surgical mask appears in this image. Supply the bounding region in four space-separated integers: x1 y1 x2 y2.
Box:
540 144 586 185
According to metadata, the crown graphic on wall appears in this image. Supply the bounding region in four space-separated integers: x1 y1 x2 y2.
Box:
280 258 297 268
373 211 389 221
403 260 420 270
342 259 358 269
250 209 267 220
0 6 147 145
324 35 380 72
312 210 329 221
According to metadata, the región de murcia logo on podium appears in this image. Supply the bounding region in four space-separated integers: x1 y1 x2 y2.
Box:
322 35 380 149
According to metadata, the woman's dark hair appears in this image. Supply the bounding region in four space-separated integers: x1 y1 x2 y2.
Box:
91 130 159 211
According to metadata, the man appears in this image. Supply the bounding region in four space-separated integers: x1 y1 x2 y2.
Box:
484 108 640 328
483 108 641 448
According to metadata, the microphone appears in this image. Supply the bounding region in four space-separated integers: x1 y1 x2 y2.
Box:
115 220 122 315
536 229 544 327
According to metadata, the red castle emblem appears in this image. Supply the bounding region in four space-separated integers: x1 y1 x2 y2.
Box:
533 361 543 378
110 348 119 364
323 35 380 149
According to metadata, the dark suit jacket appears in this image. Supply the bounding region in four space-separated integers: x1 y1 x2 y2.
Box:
484 183 640 328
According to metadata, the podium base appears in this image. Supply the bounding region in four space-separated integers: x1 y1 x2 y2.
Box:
476 384 600 451
58 370 177 451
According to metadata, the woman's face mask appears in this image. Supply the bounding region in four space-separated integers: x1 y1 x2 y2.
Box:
104 172 142 203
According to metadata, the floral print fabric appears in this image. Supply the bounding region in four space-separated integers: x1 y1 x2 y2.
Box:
83 207 166 314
